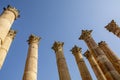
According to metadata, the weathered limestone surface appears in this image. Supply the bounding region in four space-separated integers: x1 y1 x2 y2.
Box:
0 5 19 47
71 45 92 80
52 41 71 80
0 30 16 69
79 30 120 80
99 41 120 74
84 50 106 80
23 34 40 80
105 20 120 38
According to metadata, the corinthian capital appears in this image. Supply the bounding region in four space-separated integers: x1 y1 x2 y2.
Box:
52 41 64 53
27 34 41 44
7 29 17 39
71 45 82 55
105 20 119 32
3 5 20 19
98 41 107 47
79 30 92 40
84 50 91 59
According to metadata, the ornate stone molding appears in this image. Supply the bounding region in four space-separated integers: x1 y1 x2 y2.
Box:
3 5 20 19
98 41 107 47
27 34 41 44
79 30 92 40
105 20 119 32
70 45 82 55
7 29 17 39
84 50 91 59
52 41 64 52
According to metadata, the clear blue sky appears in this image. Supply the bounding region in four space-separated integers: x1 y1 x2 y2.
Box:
0 0 120 80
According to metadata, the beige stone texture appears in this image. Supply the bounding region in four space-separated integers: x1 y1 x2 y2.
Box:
79 30 120 80
23 34 40 80
71 45 92 80
0 5 19 45
84 50 106 80
98 41 120 74
0 30 16 69
52 41 71 80
0 40 1 49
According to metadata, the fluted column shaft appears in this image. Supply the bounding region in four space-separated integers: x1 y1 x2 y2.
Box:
98 41 120 74
79 30 120 80
0 5 19 47
52 41 71 80
23 34 40 80
71 45 92 80
0 30 16 69
84 50 106 80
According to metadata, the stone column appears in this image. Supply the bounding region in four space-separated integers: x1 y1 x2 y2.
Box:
0 29 17 69
22 34 40 80
105 20 120 38
98 41 120 74
84 50 106 80
0 5 19 47
79 30 120 80
52 41 71 80
71 45 92 80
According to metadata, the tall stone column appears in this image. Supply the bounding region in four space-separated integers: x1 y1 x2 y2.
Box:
79 30 120 80
71 45 92 80
105 20 120 38
52 41 71 80
0 5 19 47
98 41 120 74
84 50 106 80
0 29 17 69
22 34 40 80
